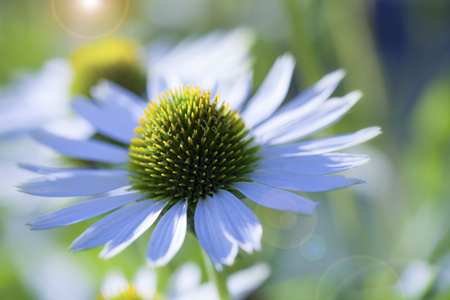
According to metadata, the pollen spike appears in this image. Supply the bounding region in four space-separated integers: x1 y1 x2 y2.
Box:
127 85 260 203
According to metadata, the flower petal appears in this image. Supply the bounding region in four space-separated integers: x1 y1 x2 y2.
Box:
256 153 371 176
228 263 271 300
149 29 254 92
263 91 361 145
249 171 364 192
168 262 202 298
17 169 129 197
232 182 316 215
240 54 295 128
213 190 262 253
259 126 381 157
218 70 253 111
71 96 139 144
100 201 166 259
146 201 188 267
32 129 128 164
28 192 143 229
17 163 75 174
133 267 157 300
70 200 162 252
253 69 345 140
195 196 238 271
101 271 130 299
92 80 146 111
147 71 183 103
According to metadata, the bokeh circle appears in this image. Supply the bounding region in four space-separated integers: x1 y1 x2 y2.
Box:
254 186 318 249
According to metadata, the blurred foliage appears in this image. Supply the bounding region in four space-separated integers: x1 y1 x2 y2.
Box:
1 0 450 299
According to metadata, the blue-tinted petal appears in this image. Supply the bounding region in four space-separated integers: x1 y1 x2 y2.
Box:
195 196 238 271
100 200 166 259
232 182 316 215
71 96 139 144
32 129 128 164
147 201 188 267
28 192 143 229
218 70 253 111
70 200 161 252
241 54 295 128
256 153 371 176
253 69 345 138
213 190 262 253
250 171 364 192
91 80 146 111
17 169 129 197
17 163 74 174
259 127 381 157
263 91 361 145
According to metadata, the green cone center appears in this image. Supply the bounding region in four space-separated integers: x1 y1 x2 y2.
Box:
128 86 260 203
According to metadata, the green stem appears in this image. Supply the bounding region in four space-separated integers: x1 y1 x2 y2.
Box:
201 249 232 300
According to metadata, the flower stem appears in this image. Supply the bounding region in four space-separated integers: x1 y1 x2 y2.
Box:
201 249 232 300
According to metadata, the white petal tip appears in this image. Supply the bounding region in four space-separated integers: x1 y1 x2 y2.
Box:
146 258 167 269
214 263 224 272
348 90 363 101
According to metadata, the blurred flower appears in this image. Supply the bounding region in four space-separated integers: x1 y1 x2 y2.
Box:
19 50 380 270
0 59 73 139
70 37 146 97
97 262 270 300
0 29 252 139
395 260 435 299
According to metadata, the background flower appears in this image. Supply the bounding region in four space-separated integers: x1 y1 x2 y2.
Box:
98 262 270 300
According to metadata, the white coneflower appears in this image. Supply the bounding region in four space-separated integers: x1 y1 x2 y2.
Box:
19 53 380 271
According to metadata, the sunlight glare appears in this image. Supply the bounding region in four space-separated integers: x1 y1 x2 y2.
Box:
80 0 101 12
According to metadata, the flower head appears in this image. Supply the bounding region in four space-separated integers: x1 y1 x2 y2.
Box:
128 87 259 202
70 37 147 97
19 52 380 270
97 263 269 300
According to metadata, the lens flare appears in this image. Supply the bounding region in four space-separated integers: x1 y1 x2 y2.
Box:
80 0 101 11
51 0 130 40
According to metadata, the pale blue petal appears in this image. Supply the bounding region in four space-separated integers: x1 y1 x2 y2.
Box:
263 91 362 145
195 196 238 271
218 70 253 111
259 126 381 157
213 190 262 253
147 71 183 103
70 200 161 252
240 54 295 128
249 171 364 192
256 153 371 176
17 163 73 174
28 192 143 229
100 200 166 259
17 169 129 197
146 201 188 267
32 129 128 164
92 80 146 110
71 96 139 144
253 69 345 138
232 182 316 215
0 59 73 137
149 29 253 92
